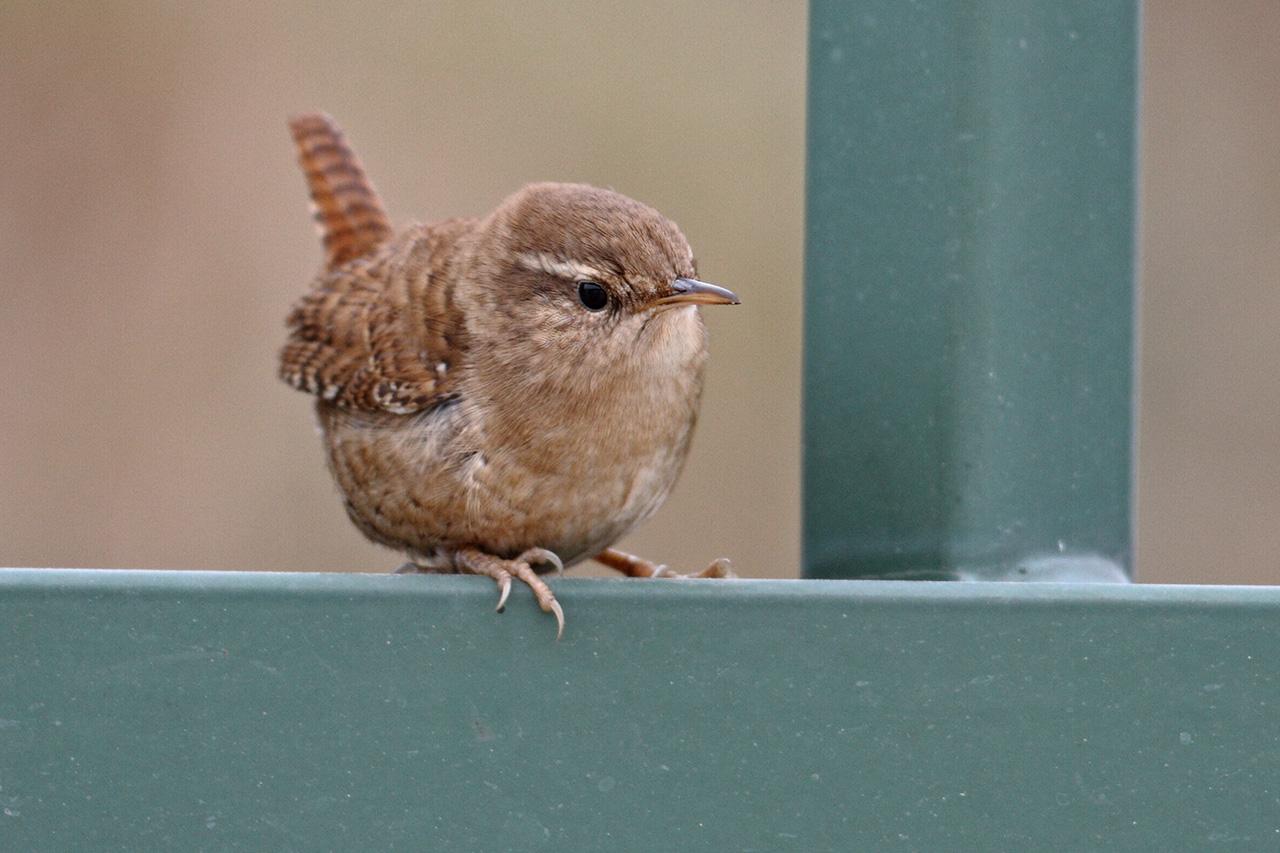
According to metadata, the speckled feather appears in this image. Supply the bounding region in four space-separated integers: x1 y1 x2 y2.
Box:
279 223 471 414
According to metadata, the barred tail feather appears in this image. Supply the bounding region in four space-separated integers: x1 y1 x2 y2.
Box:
288 112 393 268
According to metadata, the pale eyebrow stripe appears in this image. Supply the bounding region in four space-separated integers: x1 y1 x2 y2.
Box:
516 252 607 282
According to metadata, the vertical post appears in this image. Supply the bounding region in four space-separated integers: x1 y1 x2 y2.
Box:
803 1 1137 580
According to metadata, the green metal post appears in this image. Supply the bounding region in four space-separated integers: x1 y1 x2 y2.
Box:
804 1 1137 580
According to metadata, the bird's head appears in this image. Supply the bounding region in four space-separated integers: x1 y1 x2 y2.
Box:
462 182 739 392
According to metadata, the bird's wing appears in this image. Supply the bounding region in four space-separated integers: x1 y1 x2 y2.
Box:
279 233 463 415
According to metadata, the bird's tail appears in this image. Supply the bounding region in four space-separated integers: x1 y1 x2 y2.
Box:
288 112 393 269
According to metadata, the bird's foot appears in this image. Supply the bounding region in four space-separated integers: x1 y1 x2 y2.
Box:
456 547 565 640
593 548 737 579
651 557 736 579
394 561 433 574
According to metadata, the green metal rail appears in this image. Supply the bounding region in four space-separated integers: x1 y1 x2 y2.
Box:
4 570 1280 850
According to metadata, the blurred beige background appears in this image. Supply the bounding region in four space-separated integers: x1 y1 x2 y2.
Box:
0 2 1275 583
1138 2 1280 583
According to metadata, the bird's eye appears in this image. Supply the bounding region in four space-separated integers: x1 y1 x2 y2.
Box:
577 280 609 311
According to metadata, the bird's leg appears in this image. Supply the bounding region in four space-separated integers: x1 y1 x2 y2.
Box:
593 547 736 579
592 548 662 577
455 547 565 640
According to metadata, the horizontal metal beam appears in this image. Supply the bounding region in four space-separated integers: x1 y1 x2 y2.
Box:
3 569 1277 849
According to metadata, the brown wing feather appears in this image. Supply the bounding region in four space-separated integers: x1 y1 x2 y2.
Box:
280 230 463 415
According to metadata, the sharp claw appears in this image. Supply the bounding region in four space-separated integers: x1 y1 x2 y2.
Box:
518 547 564 575
494 574 512 612
549 599 565 640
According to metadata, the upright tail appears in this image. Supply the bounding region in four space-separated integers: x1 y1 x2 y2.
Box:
288 112 393 269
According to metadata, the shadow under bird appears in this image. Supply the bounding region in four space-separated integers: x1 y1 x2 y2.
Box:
280 113 740 637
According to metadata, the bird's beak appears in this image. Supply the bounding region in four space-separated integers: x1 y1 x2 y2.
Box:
651 277 741 307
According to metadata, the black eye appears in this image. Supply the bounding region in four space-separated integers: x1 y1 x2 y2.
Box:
577 280 609 311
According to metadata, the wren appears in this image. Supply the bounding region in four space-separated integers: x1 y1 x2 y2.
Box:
280 113 739 637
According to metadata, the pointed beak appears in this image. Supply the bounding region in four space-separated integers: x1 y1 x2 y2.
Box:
651 277 741 307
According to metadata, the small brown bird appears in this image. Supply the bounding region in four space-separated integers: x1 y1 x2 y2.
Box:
280 113 739 637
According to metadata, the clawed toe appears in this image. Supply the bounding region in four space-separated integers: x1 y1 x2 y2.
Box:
653 558 735 579
696 558 736 579
516 547 564 576
510 560 564 640
456 547 565 639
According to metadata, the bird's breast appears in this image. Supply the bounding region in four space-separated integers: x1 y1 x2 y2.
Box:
318 307 711 567
472 309 709 561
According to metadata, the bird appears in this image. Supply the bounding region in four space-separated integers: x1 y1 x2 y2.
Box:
280 113 739 638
